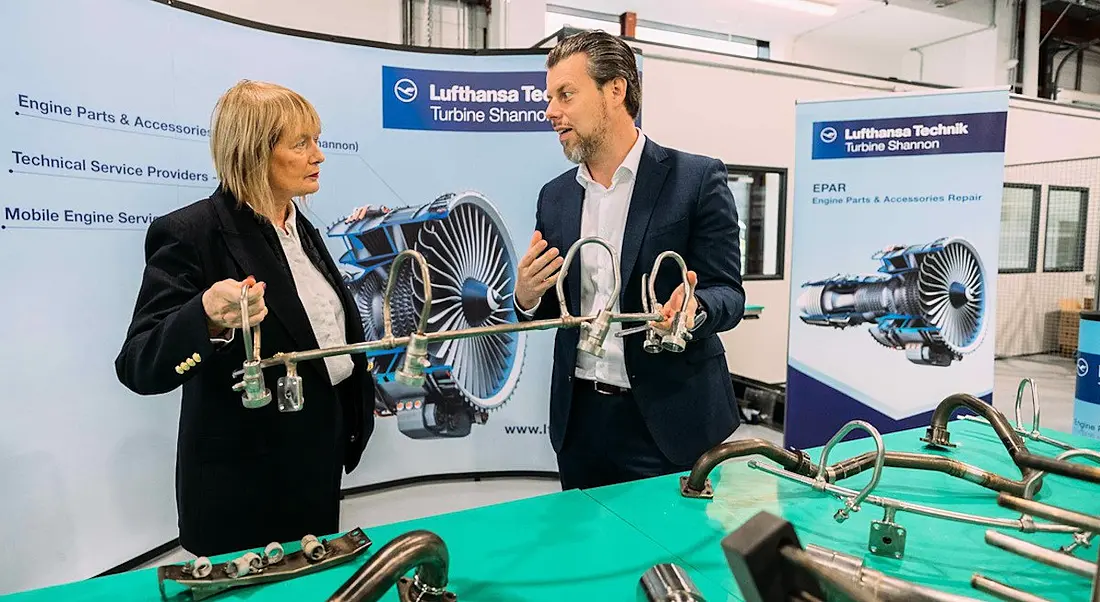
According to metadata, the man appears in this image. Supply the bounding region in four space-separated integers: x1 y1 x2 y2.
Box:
516 30 746 490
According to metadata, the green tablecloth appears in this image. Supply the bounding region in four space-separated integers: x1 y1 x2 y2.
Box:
7 420 1098 601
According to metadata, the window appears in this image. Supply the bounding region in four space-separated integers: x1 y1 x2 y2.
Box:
726 166 786 279
544 6 767 59
999 183 1041 273
1044 186 1088 272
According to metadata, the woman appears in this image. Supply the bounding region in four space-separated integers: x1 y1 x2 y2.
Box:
115 80 376 557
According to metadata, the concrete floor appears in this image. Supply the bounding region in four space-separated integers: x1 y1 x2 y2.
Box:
992 354 1076 433
137 355 1077 570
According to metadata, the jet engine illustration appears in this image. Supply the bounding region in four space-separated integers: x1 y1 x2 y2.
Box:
326 191 525 439
796 237 986 367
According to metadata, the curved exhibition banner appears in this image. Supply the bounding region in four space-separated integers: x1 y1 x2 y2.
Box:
0 0 588 593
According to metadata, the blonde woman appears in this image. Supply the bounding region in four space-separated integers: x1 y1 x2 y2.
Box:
115 80 376 557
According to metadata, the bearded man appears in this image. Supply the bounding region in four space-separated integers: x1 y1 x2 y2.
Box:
515 30 747 490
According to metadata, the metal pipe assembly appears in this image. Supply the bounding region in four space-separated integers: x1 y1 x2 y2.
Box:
971 491 1100 602
960 378 1077 451
722 510 980 602
920 392 1046 495
680 419 1041 499
231 237 695 411
327 530 453 602
814 420 885 522
803 544 982 602
750 460 1080 535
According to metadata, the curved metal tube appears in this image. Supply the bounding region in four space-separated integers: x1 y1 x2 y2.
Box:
962 378 1077 452
555 236 620 319
680 439 817 496
1015 378 1039 436
921 393 1044 494
327 530 451 602
1022 449 1100 498
829 451 1035 497
382 250 433 338
646 251 693 314
815 420 885 522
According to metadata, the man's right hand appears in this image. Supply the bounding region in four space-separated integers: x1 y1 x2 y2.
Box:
202 276 268 336
515 231 563 311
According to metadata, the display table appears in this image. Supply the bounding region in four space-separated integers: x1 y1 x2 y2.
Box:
6 420 1097 601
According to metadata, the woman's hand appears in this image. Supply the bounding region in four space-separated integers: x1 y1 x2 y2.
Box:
202 275 267 336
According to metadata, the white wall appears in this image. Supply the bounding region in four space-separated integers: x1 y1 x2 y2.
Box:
903 29 1000 88
185 0 403 43
491 0 549 48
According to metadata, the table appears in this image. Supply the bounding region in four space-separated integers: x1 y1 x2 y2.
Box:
5 421 1097 601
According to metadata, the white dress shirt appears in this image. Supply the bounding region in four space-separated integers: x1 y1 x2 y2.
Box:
523 129 647 389
212 202 354 387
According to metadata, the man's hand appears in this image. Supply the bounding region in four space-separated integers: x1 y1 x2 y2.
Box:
516 231 563 311
344 205 390 223
202 276 267 336
650 270 698 332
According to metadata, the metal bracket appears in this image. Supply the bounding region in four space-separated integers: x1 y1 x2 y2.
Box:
157 528 371 600
679 475 714 499
869 520 907 560
868 506 906 559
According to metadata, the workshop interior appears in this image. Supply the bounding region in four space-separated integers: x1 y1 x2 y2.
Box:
4 0 1100 600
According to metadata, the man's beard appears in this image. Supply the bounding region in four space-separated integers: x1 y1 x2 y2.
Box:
562 109 609 165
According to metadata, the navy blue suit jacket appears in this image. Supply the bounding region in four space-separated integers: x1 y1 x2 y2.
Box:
522 138 745 466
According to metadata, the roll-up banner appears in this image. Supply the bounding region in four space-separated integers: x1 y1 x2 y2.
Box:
786 88 1009 449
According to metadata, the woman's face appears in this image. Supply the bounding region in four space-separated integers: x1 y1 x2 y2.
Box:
268 124 324 202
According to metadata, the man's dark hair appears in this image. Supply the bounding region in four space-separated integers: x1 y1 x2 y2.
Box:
547 30 641 119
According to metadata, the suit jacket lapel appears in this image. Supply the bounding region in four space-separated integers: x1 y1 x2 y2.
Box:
620 140 669 299
559 175 585 315
209 189 321 356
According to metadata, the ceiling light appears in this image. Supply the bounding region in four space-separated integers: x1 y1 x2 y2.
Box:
751 0 838 16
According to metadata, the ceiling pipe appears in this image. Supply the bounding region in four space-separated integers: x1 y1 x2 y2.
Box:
1023 0 1041 96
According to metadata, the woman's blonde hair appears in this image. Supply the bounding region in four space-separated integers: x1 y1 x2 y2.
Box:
209 80 321 223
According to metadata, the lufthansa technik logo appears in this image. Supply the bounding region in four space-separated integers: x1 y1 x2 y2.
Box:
1080 357 1090 377
820 127 837 143
394 78 418 103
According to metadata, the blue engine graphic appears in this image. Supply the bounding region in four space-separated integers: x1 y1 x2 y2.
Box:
326 191 526 439
796 237 987 367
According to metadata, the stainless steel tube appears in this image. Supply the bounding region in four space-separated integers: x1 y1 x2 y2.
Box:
984 530 1096 578
997 493 1100 534
804 545 982 602
639 563 706 602
971 575 1053 602
779 546 880 602
327 530 450 602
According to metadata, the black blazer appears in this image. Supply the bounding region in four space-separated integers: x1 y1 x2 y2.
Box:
521 138 745 467
115 186 375 556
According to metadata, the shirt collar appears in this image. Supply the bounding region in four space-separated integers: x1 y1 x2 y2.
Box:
576 128 646 189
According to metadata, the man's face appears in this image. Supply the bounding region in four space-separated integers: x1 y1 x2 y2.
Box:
546 53 611 164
